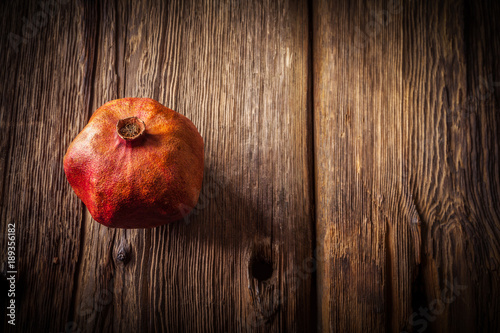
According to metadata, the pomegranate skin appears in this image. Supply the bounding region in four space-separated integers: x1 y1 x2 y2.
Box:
63 98 204 228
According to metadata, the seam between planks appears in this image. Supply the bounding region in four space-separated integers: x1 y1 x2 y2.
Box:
306 0 319 331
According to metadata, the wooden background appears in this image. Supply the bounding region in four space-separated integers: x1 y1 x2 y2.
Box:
0 0 499 332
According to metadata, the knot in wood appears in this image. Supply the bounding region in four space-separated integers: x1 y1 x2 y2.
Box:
116 248 129 263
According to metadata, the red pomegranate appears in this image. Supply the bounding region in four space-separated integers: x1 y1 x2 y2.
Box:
63 98 204 228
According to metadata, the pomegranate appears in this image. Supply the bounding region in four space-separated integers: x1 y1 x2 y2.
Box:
63 98 204 228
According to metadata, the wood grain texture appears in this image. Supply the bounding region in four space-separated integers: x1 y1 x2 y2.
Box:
314 0 500 332
402 0 469 331
0 0 88 332
1 0 314 332
403 0 500 331
1 0 500 332
313 0 418 331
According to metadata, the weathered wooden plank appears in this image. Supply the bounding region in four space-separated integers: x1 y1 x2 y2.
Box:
313 0 421 331
463 1 500 329
71 0 314 332
402 0 469 331
314 0 500 331
0 1 89 332
403 0 500 331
